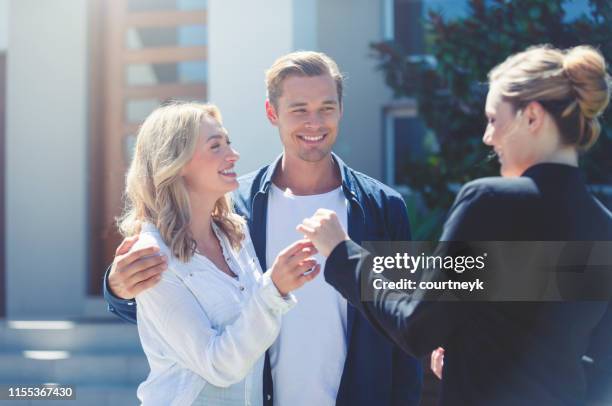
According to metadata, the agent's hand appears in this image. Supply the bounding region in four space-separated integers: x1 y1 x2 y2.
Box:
270 240 320 296
431 347 444 380
296 209 350 257
108 236 167 299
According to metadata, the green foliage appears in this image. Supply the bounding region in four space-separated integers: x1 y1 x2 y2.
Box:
372 0 611 238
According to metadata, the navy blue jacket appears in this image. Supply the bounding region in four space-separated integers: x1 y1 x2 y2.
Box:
104 153 423 405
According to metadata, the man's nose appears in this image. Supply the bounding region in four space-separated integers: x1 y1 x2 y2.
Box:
304 112 324 129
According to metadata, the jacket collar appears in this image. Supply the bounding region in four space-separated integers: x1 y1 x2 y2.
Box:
522 162 583 182
256 152 360 201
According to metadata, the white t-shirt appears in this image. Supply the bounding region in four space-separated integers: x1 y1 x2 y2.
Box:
266 184 349 406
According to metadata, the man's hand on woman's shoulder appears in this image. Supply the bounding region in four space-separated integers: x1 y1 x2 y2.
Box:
108 235 167 300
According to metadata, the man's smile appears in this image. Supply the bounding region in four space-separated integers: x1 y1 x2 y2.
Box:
297 133 327 144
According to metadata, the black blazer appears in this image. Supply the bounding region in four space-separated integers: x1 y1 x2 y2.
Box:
325 163 612 405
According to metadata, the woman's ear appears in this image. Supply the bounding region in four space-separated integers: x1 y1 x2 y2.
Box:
525 101 546 134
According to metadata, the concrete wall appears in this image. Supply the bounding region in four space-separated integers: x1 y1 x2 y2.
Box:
317 0 390 181
6 0 88 318
208 0 297 175
292 0 318 50
0 0 7 52
208 1 388 179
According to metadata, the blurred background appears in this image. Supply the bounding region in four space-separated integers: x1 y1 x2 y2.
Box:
0 0 608 404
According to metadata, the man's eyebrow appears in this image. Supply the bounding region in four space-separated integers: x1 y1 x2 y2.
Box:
287 100 338 108
288 102 308 108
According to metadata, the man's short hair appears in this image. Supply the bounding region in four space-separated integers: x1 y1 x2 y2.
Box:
265 51 344 109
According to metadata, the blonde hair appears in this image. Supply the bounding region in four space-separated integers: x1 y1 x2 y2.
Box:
488 44 611 151
118 101 245 263
265 51 344 109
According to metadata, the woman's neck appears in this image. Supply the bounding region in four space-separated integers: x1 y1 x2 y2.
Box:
538 146 578 168
187 190 218 247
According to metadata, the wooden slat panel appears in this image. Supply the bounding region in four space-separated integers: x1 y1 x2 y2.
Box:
103 0 128 281
126 10 206 28
88 0 107 295
125 46 207 64
125 83 206 100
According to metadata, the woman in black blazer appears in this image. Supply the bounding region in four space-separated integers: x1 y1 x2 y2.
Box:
298 45 612 405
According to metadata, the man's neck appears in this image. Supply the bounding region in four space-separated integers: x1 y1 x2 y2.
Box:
272 153 342 195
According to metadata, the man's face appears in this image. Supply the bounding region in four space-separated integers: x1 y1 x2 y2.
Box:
266 74 342 163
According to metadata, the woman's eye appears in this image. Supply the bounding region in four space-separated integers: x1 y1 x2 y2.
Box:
211 144 220 150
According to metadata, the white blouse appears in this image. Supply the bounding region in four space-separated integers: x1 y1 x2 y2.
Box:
134 222 296 406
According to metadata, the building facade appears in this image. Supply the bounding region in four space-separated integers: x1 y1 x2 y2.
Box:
2 0 394 320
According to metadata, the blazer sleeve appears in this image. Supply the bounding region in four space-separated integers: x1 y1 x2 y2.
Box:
325 184 486 357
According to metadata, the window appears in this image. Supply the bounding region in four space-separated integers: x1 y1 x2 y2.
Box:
382 0 427 188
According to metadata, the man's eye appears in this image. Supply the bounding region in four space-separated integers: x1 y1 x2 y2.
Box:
293 109 306 113
211 144 220 149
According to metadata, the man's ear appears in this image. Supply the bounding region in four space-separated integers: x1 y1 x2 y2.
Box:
525 101 545 134
265 99 279 126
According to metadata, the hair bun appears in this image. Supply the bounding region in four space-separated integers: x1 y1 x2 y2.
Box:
562 46 611 119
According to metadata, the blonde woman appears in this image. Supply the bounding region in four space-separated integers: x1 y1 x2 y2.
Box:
119 102 320 406
300 45 612 404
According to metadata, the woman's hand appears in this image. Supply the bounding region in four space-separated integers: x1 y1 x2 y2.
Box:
431 347 445 380
296 209 350 257
269 239 320 296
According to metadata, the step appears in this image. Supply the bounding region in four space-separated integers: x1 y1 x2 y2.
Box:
0 351 148 385
0 320 148 405
0 320 142 352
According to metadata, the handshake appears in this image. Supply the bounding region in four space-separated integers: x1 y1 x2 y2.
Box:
297 209 350 258
266 209 351 296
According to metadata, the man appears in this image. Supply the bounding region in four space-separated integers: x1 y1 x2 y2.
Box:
104 51 423 406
